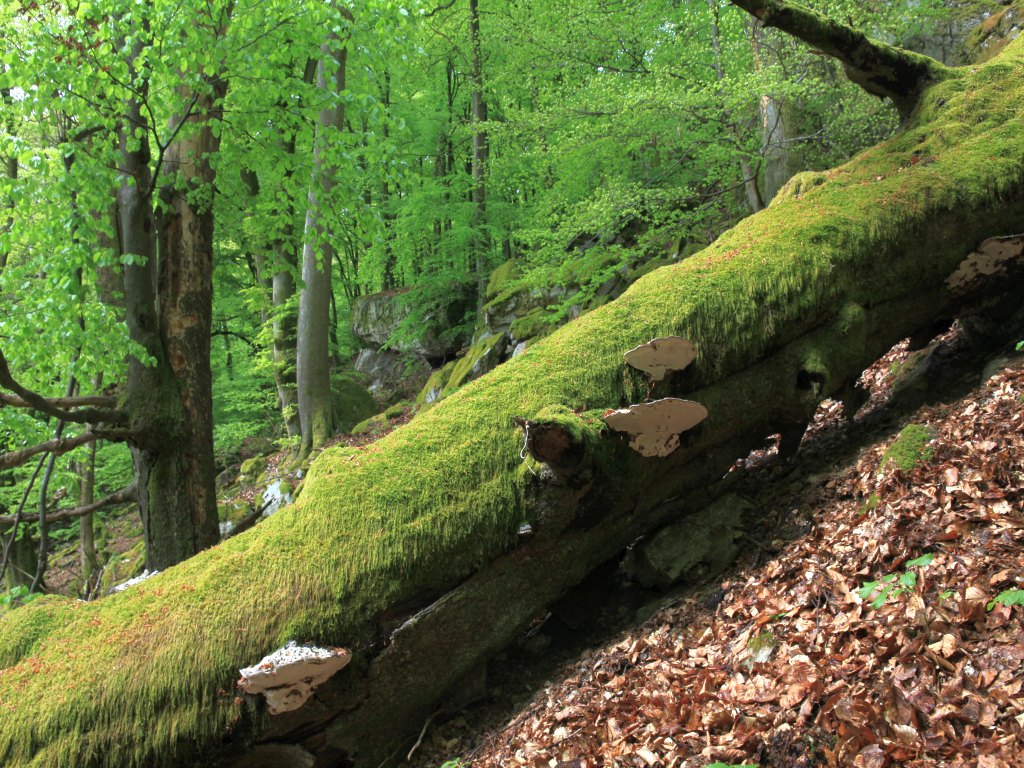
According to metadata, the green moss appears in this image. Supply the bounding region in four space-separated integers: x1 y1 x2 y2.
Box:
880 424 937 472
98 540 147 595
416 361 457 405
961 1 1024 64
239 456 265 478
332 374 379 433
509 308 553 342
775 171 829 201
567 246 622 285
3 38 1024 768
485 259 521 301
218 500 250 526
442 334 507 395
384 401 411 419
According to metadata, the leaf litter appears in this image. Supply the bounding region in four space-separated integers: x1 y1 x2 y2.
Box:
458 357 1024 768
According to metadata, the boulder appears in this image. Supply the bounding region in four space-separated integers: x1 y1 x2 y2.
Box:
353 349 428 401
960 1 1023 63
622 494 750 590
331 373 379 432
350 289 467 358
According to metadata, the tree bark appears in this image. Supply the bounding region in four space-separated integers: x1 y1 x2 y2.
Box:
2 20 1023 768
0 85 15 272
469 0 490 308
729 0 951 120
297 15 352 458
117 13 225 571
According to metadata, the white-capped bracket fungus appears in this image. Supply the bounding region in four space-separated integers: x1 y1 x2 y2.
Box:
602 398 708 457
239 642 351 715
623 336 698 381
946 234 1024 294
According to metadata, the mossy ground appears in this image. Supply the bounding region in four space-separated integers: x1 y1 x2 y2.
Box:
880 423 937 472
2 39 1024 768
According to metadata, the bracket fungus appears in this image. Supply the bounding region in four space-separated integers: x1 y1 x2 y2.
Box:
624 336 698 381
946 234 1024 294
602 398 708 457
238 642 351 715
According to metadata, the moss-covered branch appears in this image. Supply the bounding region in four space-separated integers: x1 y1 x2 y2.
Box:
1 35 1023 768
730 0 953 119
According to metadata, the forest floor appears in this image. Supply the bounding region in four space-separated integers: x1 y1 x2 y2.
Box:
401 329 1024 768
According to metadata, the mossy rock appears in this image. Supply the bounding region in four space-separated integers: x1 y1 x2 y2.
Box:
351 401 411 436
332 373 379 433
485 259 521 301
961 1 1024 64
567 246 623 285
509 308 554 343
442 333 507 396
218 500 250 526
416 362 457 405
383 400 411 419
98 541 146 595
880 424 936 472
239 456 265 479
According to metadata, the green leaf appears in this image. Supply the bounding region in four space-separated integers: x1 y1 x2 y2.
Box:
988 588 1024 611
905 554 934 568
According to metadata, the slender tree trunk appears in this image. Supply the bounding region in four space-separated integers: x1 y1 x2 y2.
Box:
297 15 352 457
752 21 791 202
708 0 764 213
469 0 490 308
0 86 15 272
262 58 316 439
77 440 100 594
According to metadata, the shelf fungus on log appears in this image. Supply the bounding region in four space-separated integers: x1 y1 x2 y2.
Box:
623 336 698 381
945 234 1024 295
603 398 708 457
238 642 351 715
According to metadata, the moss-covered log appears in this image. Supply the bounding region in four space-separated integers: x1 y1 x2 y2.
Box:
731 0 953 119
3 28 1024 768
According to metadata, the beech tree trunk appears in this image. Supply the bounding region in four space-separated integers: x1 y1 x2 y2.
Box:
117 18 226 571
469 0 490 307
297 18 352 458
2 8 1023 768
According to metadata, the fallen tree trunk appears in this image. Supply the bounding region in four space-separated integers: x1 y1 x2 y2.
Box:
2 16 1024 768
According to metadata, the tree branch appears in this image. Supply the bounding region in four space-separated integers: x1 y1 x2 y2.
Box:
0 350 129 425
0 485 137 527
730 0 953 120
0 393 120 409
0 431 131 471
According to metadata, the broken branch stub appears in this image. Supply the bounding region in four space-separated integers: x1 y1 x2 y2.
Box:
238 642 351 715
624 336 698 381
602 398 708 457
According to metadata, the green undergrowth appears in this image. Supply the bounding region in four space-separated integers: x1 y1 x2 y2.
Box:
2 39 1024 768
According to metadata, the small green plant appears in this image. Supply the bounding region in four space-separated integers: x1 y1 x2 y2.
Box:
706 763 759 768
856 492 879 519
439 760 466 768
988 588 1024 611
0 585 42 610
858 554 934 609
